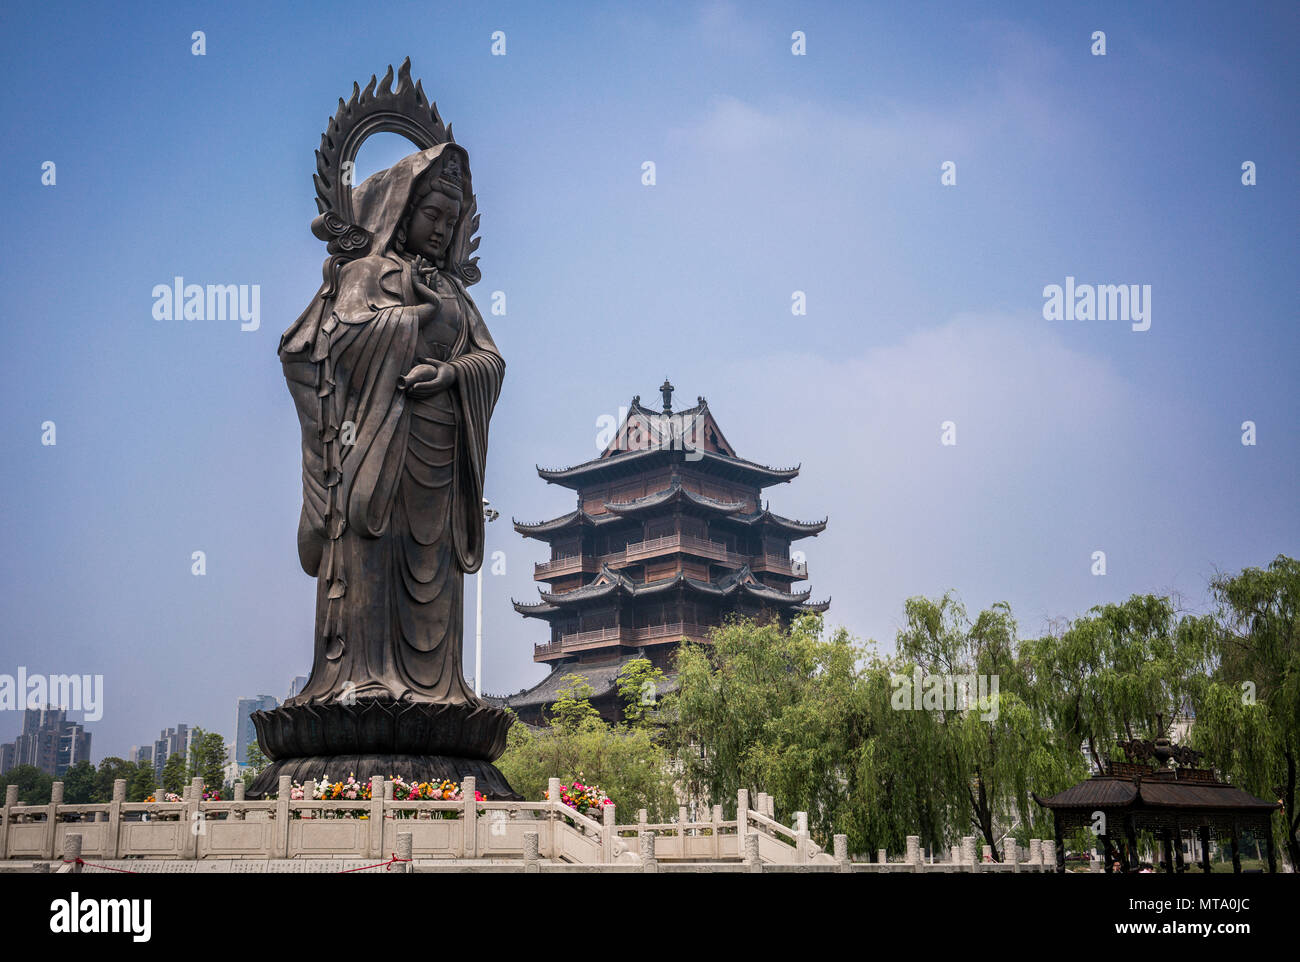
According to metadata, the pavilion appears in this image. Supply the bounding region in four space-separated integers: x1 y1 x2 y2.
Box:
1033 738 1282 874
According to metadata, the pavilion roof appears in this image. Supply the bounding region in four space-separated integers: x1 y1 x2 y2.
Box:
1034 772 1280 815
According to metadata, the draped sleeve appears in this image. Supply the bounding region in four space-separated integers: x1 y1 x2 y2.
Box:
444 275 505 573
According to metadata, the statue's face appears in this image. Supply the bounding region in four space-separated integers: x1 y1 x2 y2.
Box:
404 187 461 265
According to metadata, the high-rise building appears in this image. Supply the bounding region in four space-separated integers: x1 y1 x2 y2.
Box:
286 675 309 701
234 695 279 763
129 744 153 766
0 707 93 776
498 384 828 723
152 724 189 781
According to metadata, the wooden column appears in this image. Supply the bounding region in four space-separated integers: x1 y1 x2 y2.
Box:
1161 830 1174 874
1101 835 1115 873
1198 826 1212 873
1053 819 1066 874
1229 822 1242 874
1124 816 1139 873
1264 826 1277 874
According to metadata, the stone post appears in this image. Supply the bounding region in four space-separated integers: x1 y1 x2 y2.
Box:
0 783 18 861
396 831 413 874
906 835 920 866
982 844 993 863
232 780 245 821
834 834 850 873
368 776 385 859
462 776 478 859
273 775 292 858
640 831 657 873
523 831 540 873
877 848 887 865
1028 838 1041 865
602 802 616 863
961 835 976 869
1005 839 1019 873
795 811 810 864
712 804 723 859
736 789 749 850
105 779 126 859
62 832 82 874
302 780 316 819
184 777 204 858
950 844 961 865
45 781 63 860
745 831 761 872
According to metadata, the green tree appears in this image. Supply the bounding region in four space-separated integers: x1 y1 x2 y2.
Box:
1022 594 1209 774
187 728 228 792
160 752 187 795
128 764 156 802
94 757 138 802
548 674 601 729
495 674 677 820
671 613 889 851
0 764 54 804
891 594 1082 860
1189 556 1300 868
61 759 98 803
616 658 666 726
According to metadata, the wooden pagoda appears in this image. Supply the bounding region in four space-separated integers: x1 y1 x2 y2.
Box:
1034 736 1283 873
495 380 829 724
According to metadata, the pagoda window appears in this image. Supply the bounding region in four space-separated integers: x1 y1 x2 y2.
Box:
680 517 706 539
645 518 675 540
583 608 616 631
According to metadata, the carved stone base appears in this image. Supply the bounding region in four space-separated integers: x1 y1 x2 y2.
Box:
251 698 511 759
247 698 518 799
246 754 520 800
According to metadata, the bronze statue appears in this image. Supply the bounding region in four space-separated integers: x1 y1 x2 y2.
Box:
250 60 516 797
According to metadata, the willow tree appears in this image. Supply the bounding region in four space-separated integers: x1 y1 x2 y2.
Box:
670 613 877 849
890 594 1078 860
1022 594 1209 774
1189 556 1300 868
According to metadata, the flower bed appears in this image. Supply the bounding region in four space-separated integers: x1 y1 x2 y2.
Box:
542 779 614 821
265 774 482 818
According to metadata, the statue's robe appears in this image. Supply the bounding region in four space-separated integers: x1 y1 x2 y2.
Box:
279 249 504 706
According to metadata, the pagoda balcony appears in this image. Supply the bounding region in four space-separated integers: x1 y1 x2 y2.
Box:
751 553 809 579
602 533 749 568
533 621 711 661
533 553 600 579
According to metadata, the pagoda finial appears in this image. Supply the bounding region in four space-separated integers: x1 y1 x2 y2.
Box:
660 377 674 414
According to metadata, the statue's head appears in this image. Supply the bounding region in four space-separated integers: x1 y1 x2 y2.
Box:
348 143 478 283
397 151 465 267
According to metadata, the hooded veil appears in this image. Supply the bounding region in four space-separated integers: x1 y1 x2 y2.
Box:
278 144 504 707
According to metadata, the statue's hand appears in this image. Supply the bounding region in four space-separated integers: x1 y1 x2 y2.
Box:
398 359 457 397
412 274 441 305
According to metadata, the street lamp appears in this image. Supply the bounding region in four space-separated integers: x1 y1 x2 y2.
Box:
475 498 500 697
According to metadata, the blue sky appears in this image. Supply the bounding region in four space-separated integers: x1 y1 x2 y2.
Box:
1 1 1296 760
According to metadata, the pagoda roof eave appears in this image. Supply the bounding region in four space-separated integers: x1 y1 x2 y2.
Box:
603 478 749 517
725 508 828 538
536 448 800 490
512 598 560 619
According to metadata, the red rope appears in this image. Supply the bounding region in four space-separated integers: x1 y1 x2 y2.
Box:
63 857 138 873
57 855 411 873
339 853 411 873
